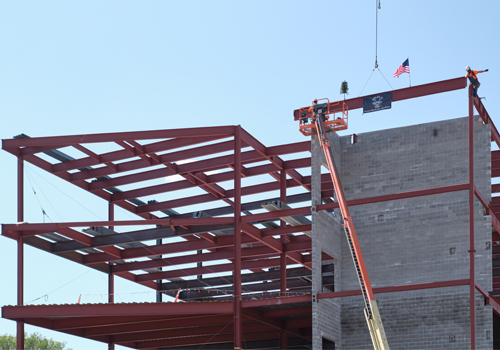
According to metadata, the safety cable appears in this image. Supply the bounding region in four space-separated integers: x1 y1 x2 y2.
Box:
25 169 52 223
25 269 93 304
25 164 258 299
26 164 105 221
197 320 233 350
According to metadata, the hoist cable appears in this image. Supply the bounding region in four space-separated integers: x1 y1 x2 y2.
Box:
375 0 379 68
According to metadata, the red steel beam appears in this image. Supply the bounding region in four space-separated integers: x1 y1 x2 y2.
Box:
70 140 308 185
241 222 282 253
58 136 228 174
86 232 299 266
3 217 233 232
51 315 198 330
2 126 236 149
113 322 270 343
134 330 282 349
293 77 467 120
2 302 233 319
474 186 500 233
111 322 272 344
318 279 470 299
134 250 311 283
112 237 310 273
473 95 500 148
475 281 500 317
83 315 234 336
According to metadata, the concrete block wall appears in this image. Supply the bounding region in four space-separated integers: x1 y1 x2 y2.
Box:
312 132 344 349
311 116 492 349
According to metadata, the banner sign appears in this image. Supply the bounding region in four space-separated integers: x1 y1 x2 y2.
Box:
363 92 392 113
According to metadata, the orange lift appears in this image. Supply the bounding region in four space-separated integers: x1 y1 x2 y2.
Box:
298 100 390 350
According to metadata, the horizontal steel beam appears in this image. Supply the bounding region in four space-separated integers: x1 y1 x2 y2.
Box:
2 302 232 319
318 279 470 299
2 126 236 149
293 77 467 120
159 262 332 291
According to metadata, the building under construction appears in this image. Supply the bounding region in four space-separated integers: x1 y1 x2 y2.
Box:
2 77 500 349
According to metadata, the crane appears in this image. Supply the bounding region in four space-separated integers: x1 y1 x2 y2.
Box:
298 99 390 350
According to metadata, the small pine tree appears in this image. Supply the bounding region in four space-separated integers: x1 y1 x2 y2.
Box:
340 81 349 100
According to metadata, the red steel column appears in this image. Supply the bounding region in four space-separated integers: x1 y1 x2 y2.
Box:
280 170 287 293
233 126 242 349
108 266 114 304
468 84 476 349
108 201 115 350
108 201 114 231
279 170 287 350
17 157 24 350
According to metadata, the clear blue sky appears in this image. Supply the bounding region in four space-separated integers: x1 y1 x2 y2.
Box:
0 1 498 349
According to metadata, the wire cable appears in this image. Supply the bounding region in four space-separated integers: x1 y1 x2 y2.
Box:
24 164 270 301
25 269 93 304
26 164 105 221
197 320 233 350
377 67 394 91
375 0 379 68
359 68 376 97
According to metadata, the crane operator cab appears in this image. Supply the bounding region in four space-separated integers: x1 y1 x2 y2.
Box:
298 98 348 136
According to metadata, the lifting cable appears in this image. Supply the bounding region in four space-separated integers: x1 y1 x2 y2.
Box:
358 0 394 97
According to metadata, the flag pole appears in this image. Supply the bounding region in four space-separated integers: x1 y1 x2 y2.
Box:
408 56 411 87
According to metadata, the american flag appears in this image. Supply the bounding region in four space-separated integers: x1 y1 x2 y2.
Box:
393 58 410 77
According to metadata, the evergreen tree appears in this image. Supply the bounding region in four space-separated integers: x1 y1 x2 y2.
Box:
340 81 349 100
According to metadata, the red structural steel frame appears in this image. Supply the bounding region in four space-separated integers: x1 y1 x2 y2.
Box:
2 77 500 349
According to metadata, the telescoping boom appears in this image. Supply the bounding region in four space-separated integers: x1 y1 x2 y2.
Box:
298 100 389 350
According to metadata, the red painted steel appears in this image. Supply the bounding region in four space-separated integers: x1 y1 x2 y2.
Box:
233 125 242 349
468 84 476 349
17 156 24 350
2 126 236 148
474 95 500 148
1 79 491 348
280 170 287 295
2 302 234 318
293 77 467 120
318 279 470 299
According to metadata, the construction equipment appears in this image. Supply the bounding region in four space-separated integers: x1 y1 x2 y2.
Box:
298 100 390 350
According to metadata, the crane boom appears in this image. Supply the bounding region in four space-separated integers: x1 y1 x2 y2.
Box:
303 101 389 350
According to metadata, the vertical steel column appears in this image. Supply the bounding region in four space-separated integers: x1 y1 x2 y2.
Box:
233 126 242 350
279 170 287 350
108 336 114 350
108 201 115 305
108 201 114 231
468 85 476 349
108 265 114 304
16 157 24 350
279 170 287 293
108 202 115 350
17 157 24 350
156 239 163 303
